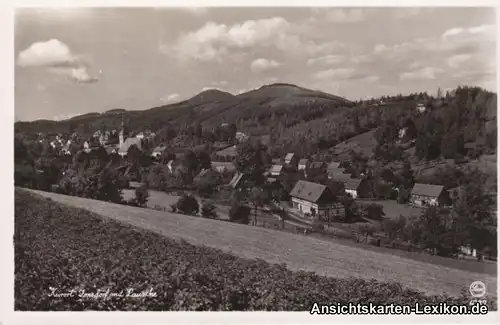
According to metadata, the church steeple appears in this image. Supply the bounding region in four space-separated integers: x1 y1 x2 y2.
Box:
119 115 125 146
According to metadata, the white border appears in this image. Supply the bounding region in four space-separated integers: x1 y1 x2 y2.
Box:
2 1 499 324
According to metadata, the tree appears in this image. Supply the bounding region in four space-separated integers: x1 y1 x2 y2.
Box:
234 141 267 189
383 215 406 241
405 207 455 256
134 185 149 207
174 194 199 215
127 144 142 164
201 201 218 219
229 200 250 224
248 187 270 226
400 161 415 189
196 150 212 170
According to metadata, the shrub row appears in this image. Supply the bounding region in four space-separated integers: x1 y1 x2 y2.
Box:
14 189 495 311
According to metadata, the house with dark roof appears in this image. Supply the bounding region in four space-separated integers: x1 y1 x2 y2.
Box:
344 179 363 199
410 183 445 207
298 158 309 171
290 180 343 220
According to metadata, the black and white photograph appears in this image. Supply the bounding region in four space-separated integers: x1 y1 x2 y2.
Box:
11 3 498 316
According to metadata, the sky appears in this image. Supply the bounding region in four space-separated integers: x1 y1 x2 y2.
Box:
14 6 496 122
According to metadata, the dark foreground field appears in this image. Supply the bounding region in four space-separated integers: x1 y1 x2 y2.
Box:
14 189 497 311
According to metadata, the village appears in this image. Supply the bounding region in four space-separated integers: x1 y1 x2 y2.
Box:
29 114 478 259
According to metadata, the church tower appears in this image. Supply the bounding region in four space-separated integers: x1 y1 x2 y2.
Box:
119 115 125 146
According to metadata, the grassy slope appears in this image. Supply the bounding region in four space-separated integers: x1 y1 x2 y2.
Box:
20 188 497 298
19 188 494 311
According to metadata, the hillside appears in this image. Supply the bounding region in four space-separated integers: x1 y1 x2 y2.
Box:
20 188 497 298
14 83 352 136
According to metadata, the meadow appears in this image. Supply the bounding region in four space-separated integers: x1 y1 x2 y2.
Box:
19 188 497 302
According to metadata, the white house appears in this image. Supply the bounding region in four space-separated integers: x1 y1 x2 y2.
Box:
410 183 445 207
290 180 344 220
269 164 284 176
344 179 362 199
298 159 309 171
416 103 426 113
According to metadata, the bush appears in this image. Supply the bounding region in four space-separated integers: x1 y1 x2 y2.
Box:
15 189 494 311
174 194 199 215
229 201 250 224
201 202 218 219
134 186 149 207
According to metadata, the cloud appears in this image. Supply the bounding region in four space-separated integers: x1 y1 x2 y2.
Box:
314 68 356 80
447 54 473 69
171 17 291 62
399 67 444 80
160 93 180 103
307 54 344 66
441 25 495 39
250 58 280 72
169 16 344 63
17 39 98 83
17 39 77 67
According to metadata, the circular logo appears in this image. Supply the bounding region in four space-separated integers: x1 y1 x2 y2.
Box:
469 281 486 298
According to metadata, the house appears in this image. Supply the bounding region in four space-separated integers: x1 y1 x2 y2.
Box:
215 145 238 159
105 146 117 155
166 160 179 174
416 103 426 113
269 164 284 176
235 132 249 143
60 140 73 155
118 138 143 157
227 172 245 189
410 183 445 207
459 245 477 258
344 179 362 199
284 153 299 168
151 145 167 158
211 161 236 173
328 169 351 181
290 180 344 220
298 159 309 171
327 161 341 171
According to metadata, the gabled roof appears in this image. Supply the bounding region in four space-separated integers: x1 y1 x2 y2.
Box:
298 158 309 166
228 172 244 188
290 180 328 203
269 164 284 174
327 162 341 170
119 137 142 153
411 183 444 198
284 153 295 161
216 145 238 157
344 179 362 190
328 169 351 181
